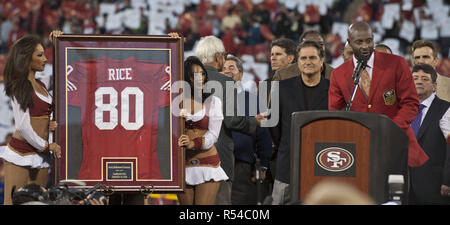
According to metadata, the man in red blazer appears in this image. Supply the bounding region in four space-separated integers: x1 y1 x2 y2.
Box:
329 22 428 167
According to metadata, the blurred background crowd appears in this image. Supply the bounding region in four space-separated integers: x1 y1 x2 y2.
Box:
1 0 450 86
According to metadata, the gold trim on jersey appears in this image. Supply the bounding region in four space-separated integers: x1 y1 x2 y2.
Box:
185 161 221 168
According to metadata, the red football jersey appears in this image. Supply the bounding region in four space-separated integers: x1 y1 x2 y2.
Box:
67 56 170 180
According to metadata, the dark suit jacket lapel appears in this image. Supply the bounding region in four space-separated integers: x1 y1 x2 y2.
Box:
417 98 438 140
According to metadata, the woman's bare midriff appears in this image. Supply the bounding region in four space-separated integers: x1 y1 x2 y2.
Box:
12 117 50 142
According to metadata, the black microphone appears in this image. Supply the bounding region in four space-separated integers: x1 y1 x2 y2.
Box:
352 56 368 80
345 56 368 111
388 175 404 205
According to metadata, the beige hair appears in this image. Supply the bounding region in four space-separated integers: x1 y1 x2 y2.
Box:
303 179 375 205
195 36 226 65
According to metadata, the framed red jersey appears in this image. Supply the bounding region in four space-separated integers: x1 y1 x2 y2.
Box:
53 35 184 192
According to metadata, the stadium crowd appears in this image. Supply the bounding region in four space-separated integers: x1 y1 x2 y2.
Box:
1 0 449 84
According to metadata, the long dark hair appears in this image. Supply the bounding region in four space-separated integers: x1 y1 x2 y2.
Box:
3 35 43 111
184 56 211 103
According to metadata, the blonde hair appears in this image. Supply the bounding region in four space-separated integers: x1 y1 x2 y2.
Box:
303 179 375 205
195 36 225 65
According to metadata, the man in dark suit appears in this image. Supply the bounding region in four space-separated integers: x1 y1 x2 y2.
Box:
222 55 272 205
195 36 262 205
265 37 298 192
409 63 450 204
270 38 297 72
271 41 329 204
328 21 428 167
266 38 298 102
272 30 334 81
411 39 450 102
266 37 298 103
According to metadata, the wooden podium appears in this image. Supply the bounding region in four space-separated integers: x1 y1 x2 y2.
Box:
290 111 409 204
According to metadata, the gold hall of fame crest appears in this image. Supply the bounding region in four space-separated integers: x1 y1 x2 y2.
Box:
383 89 396 105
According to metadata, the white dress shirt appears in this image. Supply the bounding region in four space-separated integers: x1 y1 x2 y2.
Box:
418 92 450 139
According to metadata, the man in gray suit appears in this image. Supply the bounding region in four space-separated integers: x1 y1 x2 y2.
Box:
195 36 262 204
272 30 334 81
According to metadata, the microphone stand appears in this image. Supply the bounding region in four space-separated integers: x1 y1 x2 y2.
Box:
344 58 367 111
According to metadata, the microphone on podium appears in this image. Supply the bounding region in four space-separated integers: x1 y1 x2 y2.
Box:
352 56 368 80
345 56 368 111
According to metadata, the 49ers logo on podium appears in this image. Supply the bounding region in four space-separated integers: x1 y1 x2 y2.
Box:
316 147 354 172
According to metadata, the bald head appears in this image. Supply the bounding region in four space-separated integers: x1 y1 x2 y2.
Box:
347 22 374 61
348 22 372 37
300 30 325 53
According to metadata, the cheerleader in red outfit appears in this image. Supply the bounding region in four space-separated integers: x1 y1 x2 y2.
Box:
177 56 228 205
0 35 61 205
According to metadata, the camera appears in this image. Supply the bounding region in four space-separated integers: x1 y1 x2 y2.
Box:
47 183 107 205
12 184 49 205
82 190 107 205
11 182 107 205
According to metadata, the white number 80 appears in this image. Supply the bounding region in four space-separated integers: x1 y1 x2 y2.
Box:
95 87 143 130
